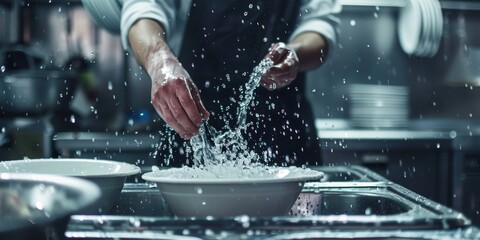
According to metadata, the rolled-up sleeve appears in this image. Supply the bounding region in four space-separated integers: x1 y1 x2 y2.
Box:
120 0 176 54
290 0 341 54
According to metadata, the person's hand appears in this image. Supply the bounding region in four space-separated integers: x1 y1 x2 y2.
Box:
147 56 209 139
261 42 299 91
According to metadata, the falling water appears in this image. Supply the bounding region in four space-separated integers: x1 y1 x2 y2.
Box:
190 58 273 167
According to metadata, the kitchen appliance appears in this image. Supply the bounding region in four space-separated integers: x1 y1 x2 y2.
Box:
0 46 80 160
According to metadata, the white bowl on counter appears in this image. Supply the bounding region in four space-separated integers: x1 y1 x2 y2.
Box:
0 158 141 213
142 166 324 217
0 173 100 239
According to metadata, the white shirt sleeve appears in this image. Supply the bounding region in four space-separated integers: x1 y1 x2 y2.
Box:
290 0 341 55
120 0 178 54
81 0 122 34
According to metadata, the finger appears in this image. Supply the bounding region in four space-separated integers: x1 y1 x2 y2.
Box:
260 71 296 90
267 57 297 76
190 85 210 119
168 93 199 137
266 64 289 76
176 83 203 127
266 43 288 64
261 82 276 91
274 72 297 85
152 98 188 137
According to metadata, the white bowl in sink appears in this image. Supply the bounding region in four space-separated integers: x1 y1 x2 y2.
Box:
142 166 323 217
0 158 141 213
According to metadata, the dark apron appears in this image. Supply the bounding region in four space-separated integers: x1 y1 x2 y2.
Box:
157 0 321 167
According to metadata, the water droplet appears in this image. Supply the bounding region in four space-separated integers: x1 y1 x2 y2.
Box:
108 81 113 90
449 131 457 139
0 66 5 72
365 207 372 215
350 20 356 26
69 115 76 123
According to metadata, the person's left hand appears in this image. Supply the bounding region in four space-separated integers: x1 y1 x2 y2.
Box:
261 42 299 91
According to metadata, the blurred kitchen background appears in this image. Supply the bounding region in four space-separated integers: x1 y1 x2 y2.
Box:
1 0 480 225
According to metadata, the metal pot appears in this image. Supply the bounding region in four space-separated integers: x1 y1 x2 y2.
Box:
0 44 79 116
0 69 78 116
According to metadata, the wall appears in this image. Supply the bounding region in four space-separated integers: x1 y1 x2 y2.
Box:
1 2 480 130
307 4 480 123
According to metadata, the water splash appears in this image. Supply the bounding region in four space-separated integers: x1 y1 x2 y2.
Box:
190 58 273 167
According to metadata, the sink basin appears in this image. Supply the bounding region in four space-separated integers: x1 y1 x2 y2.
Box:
321 171 363 182
68 164 475 240
290 192 411 216
308 166 385 182
114 186 412 217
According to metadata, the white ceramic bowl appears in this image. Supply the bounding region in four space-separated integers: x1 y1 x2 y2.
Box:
0 158 141 213
0 173 100 238
142 166 324 217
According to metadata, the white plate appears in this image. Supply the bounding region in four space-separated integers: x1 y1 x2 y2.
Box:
398 0 422 55
416 0 431 57
143 166 323 217
429 0 443 57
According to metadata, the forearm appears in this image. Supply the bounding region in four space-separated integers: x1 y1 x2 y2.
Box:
128 19 175 70
287 32 328 72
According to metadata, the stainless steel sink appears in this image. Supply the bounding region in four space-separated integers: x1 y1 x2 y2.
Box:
290 191 411 216
65 166 477 240
310 166 388 182
112 186 415 217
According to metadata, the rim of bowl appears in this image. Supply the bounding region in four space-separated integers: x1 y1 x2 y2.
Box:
0 172 101 232
141 168 324 184
0 158 141 178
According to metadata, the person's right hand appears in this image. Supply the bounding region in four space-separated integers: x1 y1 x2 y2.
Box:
147 56 210 139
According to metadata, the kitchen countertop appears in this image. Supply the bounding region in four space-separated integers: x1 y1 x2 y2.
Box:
53 119 480 152
54 132 160 150
315 118 480 151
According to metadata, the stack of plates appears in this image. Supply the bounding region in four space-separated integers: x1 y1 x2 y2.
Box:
398 0 443 58
349 84 409 129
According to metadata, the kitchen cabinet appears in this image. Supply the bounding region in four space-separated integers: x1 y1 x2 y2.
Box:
317 125 452 206
452 134 480 227
316 119 480 226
